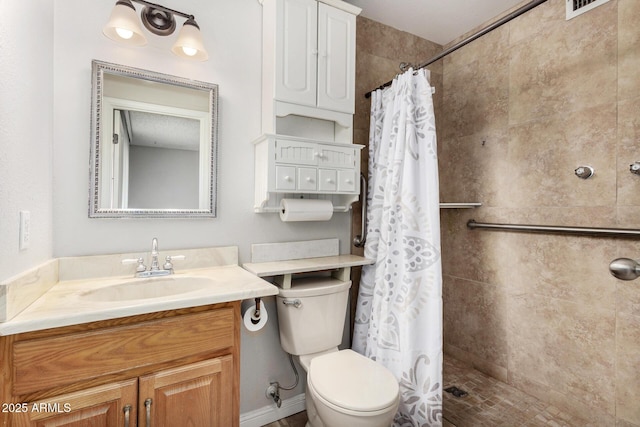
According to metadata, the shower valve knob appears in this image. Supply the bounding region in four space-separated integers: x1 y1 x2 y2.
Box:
574 166 594 179
630 162 640 175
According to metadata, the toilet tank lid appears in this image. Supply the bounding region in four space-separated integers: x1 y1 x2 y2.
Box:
309 350 399 412
277 278 351 298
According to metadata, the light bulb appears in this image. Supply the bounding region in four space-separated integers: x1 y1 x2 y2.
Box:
182 46 198 56
115 27 134 40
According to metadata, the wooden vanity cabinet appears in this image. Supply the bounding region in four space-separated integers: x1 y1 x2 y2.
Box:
1 302 240 427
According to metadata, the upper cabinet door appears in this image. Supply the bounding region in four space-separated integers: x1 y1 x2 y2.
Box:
276 0 318 107
317 3 356 114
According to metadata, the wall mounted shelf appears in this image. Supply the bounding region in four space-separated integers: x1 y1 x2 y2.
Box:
243 239 373 289
253 134 363 213
243 254 374 289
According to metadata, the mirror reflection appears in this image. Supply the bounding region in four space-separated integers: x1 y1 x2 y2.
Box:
90 60 218 218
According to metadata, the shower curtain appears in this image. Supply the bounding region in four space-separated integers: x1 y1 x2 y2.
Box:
352 68 442 426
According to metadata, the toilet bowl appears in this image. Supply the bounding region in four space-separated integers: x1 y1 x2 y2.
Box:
302 349 399 427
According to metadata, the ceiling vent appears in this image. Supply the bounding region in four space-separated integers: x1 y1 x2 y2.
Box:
566 0 611 20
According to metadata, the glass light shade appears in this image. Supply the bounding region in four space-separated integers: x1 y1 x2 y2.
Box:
171 21 208 61
103 1 147 46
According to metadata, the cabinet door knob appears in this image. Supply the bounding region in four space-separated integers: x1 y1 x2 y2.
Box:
284 175 291 181
306 177 313 182
326 179 334 183
346 179 353 184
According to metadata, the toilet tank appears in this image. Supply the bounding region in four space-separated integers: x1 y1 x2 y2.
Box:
276 277 351 356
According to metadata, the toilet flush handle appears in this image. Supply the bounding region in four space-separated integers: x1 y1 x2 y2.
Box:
282 299 302 308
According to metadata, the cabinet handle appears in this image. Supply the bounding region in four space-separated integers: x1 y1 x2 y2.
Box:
144 398 153 427
326 179 334 184
284 175 291 181
306 177 313 182
123 405 131 427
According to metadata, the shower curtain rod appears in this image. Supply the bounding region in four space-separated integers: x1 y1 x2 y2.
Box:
467 220 640 238
364 0 549 99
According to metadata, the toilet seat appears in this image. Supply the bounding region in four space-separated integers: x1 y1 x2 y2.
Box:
308 350 399 413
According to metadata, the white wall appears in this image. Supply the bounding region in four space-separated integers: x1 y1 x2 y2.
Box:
0 2 54 282
50 0 352 415
52 0 350 257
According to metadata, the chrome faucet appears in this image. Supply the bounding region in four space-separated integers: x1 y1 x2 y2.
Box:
121 238 185 278
150 237 160 271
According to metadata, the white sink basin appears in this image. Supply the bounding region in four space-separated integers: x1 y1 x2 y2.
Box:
79 276 215 302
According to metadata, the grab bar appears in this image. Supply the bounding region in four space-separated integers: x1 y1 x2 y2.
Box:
468 220 640 238
353 173 367 248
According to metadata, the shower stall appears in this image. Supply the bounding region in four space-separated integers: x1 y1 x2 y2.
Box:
351 0 640 425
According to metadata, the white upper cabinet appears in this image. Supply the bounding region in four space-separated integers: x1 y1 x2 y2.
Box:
275 0 318 107
264 0 359 118
316 3 355 113
256 0 361 212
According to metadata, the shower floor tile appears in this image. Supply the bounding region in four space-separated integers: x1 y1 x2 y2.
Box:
443 357 596 427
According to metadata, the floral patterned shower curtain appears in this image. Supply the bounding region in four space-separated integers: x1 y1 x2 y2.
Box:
352 68 442 426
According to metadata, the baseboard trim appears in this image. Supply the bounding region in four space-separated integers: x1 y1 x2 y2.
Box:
240 393 306 427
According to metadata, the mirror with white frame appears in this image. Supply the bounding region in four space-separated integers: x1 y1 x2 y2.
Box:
89 60 218 218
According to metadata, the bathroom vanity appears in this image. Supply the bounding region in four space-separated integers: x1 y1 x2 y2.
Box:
2 303 237 426
0 246 278 426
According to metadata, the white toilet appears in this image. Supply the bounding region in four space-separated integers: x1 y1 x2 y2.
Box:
276 277 400 427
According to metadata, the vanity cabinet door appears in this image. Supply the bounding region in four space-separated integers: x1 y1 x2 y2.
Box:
12 379 138 427
138 356 234 427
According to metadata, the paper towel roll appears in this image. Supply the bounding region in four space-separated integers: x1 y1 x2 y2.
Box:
243 303 268 332
280 198 334 222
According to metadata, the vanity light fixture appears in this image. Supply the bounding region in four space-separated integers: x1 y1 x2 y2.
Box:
103 0 208 61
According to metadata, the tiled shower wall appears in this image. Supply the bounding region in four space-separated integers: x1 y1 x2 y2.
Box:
438 0 640 425
353 0 640 425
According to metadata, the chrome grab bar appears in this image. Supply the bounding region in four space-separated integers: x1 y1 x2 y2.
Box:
468 219 640 237
353 173 367 248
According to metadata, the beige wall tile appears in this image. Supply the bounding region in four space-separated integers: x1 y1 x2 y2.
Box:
505 232 616 309
508 294 616 417
616 312 640 425
443 275 508 368
438 129 510 206
506 103 617 208
618 0 640 101
508 0 617 124
617 97 640 206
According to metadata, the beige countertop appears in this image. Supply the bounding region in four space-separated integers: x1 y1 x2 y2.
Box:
0 246 279 336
